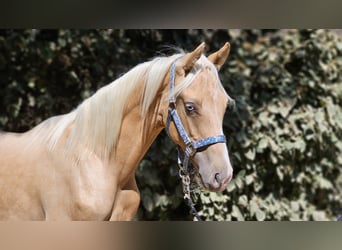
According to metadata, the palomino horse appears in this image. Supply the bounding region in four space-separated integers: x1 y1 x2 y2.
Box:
0 42 233 220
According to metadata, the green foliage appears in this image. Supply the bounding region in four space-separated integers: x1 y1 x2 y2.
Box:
198 30 342 221
0 30 341 220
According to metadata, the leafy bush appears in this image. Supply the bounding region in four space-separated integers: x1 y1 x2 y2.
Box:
0 30 341 220
198 30 342 221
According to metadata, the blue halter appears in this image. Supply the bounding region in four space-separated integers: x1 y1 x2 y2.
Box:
166 62 227 176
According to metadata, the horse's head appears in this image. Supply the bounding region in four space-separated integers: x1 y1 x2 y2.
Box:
166 42 233 192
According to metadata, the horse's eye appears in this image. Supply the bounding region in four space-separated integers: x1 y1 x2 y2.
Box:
185 103 196 114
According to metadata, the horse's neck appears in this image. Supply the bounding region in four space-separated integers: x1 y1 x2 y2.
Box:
108 81 168 187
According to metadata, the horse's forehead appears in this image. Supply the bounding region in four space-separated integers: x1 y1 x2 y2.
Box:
187 69 225 99
196 67 219 87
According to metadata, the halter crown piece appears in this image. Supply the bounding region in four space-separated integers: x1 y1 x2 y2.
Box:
165 62 227 221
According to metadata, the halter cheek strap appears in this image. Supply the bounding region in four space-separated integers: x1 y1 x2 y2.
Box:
165 62 227 221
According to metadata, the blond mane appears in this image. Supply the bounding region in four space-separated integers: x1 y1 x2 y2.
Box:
28 52 224 160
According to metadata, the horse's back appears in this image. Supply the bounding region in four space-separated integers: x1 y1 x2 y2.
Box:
0 130 31 166
0 131 27 167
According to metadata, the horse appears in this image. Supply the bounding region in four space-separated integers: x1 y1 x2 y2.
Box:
0 42 234 220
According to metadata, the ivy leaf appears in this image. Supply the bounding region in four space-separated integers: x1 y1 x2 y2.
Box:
245 148 256 160
142 194 154 212
232 205 245 221
245 174 254 185
256 209 266 221
257 138 268 153
235 177 244 189
279 106 291 118
312 211 328 221
279 97 297 118
290 201 300 212
315 176 333 190
227 181 235 192
237 169 246 178
238 195 248 207
290 213 300 221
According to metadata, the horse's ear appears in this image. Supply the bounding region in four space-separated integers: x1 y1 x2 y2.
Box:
177 42 206 73
208 42 230 70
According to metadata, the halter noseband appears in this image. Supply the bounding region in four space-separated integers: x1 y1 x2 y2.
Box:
165 62 227 220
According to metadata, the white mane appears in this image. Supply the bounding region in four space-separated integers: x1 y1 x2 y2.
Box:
28 53 223 160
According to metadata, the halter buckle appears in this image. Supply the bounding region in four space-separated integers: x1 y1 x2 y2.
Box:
185 143 195 158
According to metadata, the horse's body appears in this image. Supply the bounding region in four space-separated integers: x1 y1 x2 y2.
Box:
0 42 233 220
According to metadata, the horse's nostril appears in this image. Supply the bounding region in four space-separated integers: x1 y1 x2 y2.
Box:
214 173 221 183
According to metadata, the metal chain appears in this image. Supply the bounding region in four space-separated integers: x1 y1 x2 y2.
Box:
179 164 203 221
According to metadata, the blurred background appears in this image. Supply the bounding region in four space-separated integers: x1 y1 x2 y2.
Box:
0 29 341 220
